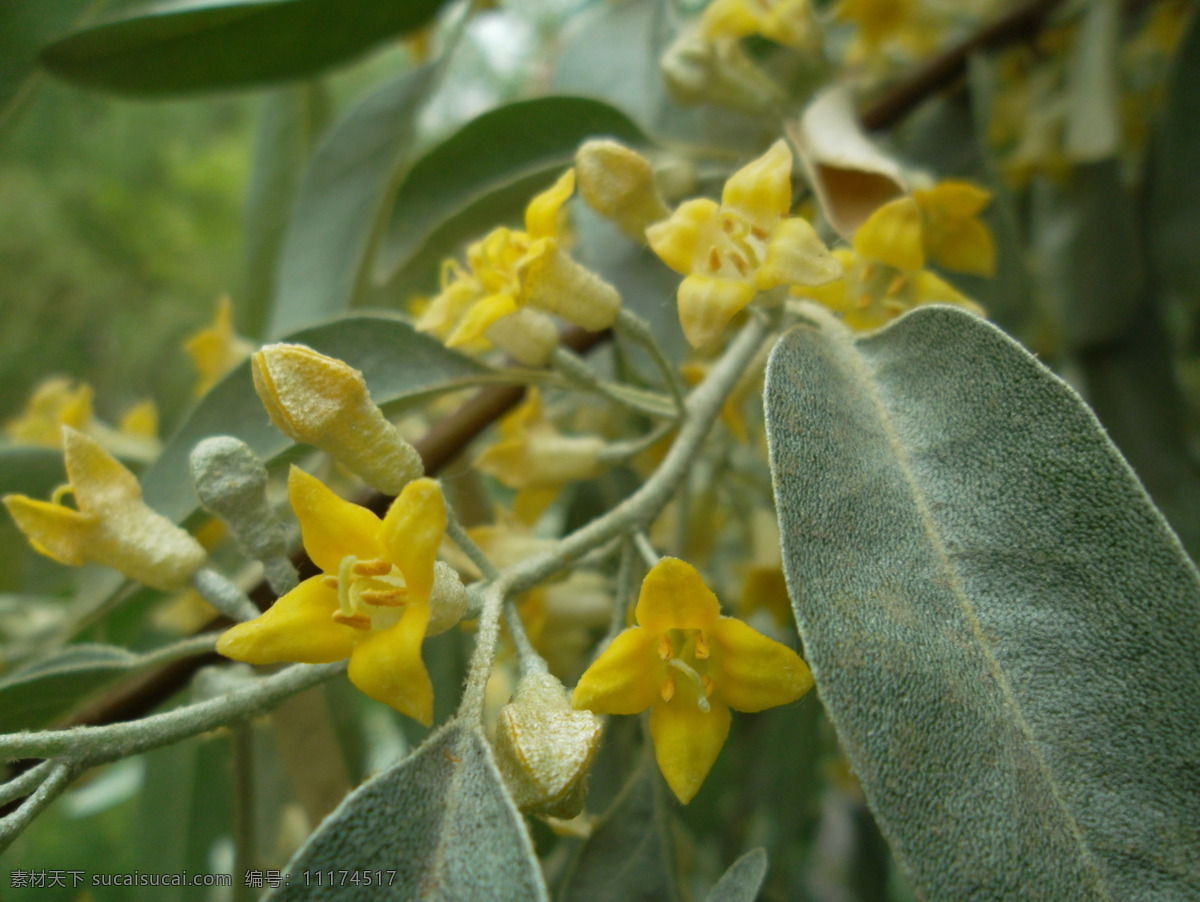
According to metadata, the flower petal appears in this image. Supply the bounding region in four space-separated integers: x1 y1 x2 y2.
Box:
648 699 731 803
708 617 813 712
646 198 720 275
635 557 722 632
924 216 996 277
2 494 92 566
287 466 384 574
915 181 991 218
677 274 757 349
757 217 842 289
61 426 142 513
854 196 924 271
381 477 445 601
446 292 518 347
525 169 576 240
347 603 433 725
721 140 793 221
216 576 356 664
572 626 661 715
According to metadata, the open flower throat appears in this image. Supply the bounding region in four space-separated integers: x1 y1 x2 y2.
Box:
704 209 772 281
659 628 714 712
329 556 410 631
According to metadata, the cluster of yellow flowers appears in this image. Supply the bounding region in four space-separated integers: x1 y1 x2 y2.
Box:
3 105 997 807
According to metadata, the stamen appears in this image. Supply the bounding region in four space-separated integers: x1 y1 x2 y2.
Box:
694 633 710 660
360 588 407 606
722 216 735 234
730 253 750 276
322 576 339 589
332 611 371 630
661 677 676 703
702 675 714 698
658 634 674 661
352 559 392 577
708 247 721 273
750 225 769 240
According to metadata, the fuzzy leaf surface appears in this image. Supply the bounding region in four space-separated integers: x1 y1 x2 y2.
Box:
39 0 449 95
765 305 1200 899
704 848 768 902
267 720 548 901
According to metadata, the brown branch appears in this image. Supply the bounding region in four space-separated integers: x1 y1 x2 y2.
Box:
860 0 1070 131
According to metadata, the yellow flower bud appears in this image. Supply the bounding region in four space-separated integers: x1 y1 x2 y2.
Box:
494 671 602 818
3 427 206 591
251 343 424 495
426 561 468 636
575 140 670 241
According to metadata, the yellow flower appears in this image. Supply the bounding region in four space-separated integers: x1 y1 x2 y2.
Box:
792 248 984 331
474 389 608 524
217 467 447 724
4 378 160 462
701 0 817 49
417 171 621 360
185 295 255 397
854 181 996 276
647 140 840 348
573 558 813 803
252 343 424 495
3 427 206 591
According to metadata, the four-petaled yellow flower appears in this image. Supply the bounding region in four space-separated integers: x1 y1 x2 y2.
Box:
3 427 205 591
417 170 620 363
793 247 984 331
185 295 255 397
573 557 813 803
647 140 841 348
854 181 996 277
701 0 817 50
217 467 447 724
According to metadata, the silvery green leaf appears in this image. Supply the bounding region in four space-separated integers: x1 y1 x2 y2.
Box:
557 750 678 902
267 720 548 901
704 848 767 902
765 304 1200 899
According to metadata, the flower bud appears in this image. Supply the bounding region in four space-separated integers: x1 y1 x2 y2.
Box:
484 308 560 366
426 561 469 636
661 33 785 116
575 140 670 241
190 436 286 561
3 427 206 591
251 343 424 494
787 86 907 236
517 243 622 332
493 671 602 817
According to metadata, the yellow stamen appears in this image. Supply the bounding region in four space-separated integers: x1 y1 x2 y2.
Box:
658 634 674 660
694 633 710 660
661 676 676 703
322 576 339 589
708 247 722 273
352 559 393 577
360 588 407 606
332 611 371 630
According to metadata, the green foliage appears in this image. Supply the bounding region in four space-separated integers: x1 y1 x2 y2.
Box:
39 0 452 96
765 305 1200 898
268 721 547 901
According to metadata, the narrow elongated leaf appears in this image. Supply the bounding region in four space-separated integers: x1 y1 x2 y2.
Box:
558 752 678 902
267 720 548 901
242 82 330 339
765 305 1200 899
268 67 438 337
376 96 646 282
0 0 95 126
140 314 489 524
39 0 449 96
705 848 767 902
1148 5 1200 302
1030 159 1144 351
